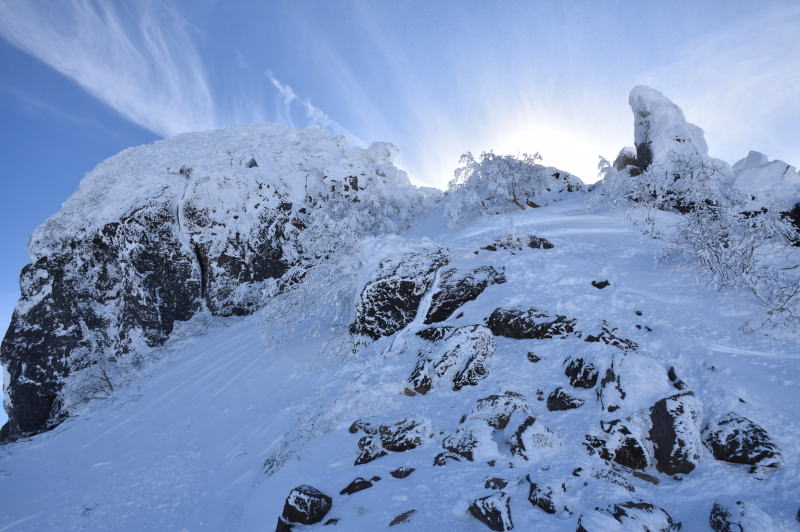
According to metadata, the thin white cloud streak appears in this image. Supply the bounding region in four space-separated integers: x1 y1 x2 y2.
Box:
302 99 366 147
0 0 217 136
265 69 297 127
643 6 800 166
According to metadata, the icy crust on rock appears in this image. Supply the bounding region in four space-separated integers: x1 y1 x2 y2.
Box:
29 124 425 255
732 150 800 211
628 85 709 171
2 123 441 439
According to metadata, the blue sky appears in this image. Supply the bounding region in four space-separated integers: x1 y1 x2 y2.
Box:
0 0 799 421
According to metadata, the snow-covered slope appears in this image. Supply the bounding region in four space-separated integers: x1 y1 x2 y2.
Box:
2 85 800 531
1 198 798 531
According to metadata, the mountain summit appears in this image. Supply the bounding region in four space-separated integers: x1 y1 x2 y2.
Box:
1 88 799 531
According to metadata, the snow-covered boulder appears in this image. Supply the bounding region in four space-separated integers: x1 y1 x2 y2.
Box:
278 485 333 529
577 501 680 531
546 387 585 411
350 248 449 340
732 150 800 212
648 392 703 475
468 492 513 531
628 85 709 173
1 124 437 440
424 266 506 324
564 356 600 389
703 412 783 470
710 497 776 531
486 307 576 340
408 324 496 393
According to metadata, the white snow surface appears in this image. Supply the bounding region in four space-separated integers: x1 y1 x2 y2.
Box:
28 123 422 256
733 151 800 211
2 197 799 531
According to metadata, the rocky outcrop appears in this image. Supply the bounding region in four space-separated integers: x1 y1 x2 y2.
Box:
350 418 431 465
2 125 438 440
577 501 680 531
703 412 782 470
409 325 495 393
710 497 775 531
350 249 449 340
277 485 332 529
564 357 599 389
649 392 703 475
424 266 506 324
486 307 576 340
547 387 585 411
468 492 513 531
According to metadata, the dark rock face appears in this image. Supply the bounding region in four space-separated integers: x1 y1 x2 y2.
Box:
710 498 774 531
703 412 782 470
389 509 416 526
486 307 576 340
485 477 508 490
649 392 703 475
479 234 554 253
547 387 585 411
599 419 648 470
424 266 506 324
584 321 638 351
350 249 449 340
1 201 202 439
390 467 415 479
279 485 332 527
416 325 454 342
527 479 564 514
577 501 680 531
468 492 513 531
409 325 495 393
351 418 430 465
339 477 374 495
564 357 599 389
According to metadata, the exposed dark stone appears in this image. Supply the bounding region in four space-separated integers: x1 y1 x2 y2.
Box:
577 501 680 531
509 415 556 460
591 280 610 289
390 467 415 479
703 412 782 470
468 492 513 531
527 352 541 363
486 307 576 340
389 509 416 526
667 367 687 390
479 234 554 253
528 236 554 249
350 249 449 340
354 435 387 465
433 451 461 466
409 325 495 393
339 477 373 495
564 357 598 388
468 391 530 429
323 518 339 525
710 498 774 531
280 485 332 526
485 477 508 490
379 418 430 452
415 325 454 342
584 321 638 351
600 419 648 470
246 158 258 168
442 425 481 461
424 266 506 324
348 419 378 435
547 387 585 411
527 478 560 514
649 392 703 475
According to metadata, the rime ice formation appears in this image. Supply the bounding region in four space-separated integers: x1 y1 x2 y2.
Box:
1 88 799 531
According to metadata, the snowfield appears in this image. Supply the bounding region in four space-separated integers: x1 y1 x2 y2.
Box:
1 197 798 531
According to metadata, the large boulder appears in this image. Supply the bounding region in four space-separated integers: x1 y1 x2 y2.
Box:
2 124 437 440
468 492 513 531
486 307 576 340
278 485 332 528
649 392 703 475
350 248 449 340
577 501 680 531
408 325 496 393
703 412 783 470
424 266 506 324
709 497 775 531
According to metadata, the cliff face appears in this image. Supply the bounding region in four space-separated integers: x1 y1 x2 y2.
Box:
0 124 435 440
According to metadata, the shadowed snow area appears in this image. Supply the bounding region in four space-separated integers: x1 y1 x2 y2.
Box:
1 197 798 530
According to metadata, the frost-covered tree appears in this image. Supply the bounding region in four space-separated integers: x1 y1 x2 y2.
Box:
444 151 583 226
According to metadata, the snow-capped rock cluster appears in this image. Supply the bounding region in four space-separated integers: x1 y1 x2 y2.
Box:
1 84 798 531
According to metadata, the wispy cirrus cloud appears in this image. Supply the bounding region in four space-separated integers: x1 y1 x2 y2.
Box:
0 0 217 136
